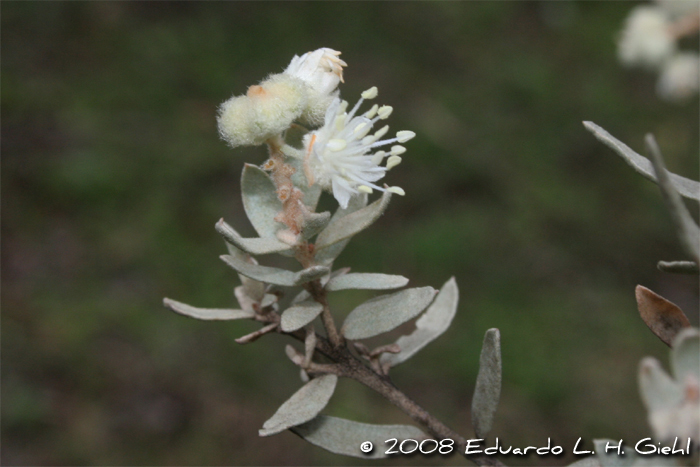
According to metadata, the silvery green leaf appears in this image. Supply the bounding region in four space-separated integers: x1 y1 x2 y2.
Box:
471 328 502 438
259 374 337 437
645 135 700 263
583 122 700 201
291 268 348 305
241 164 285 238
163 297 255 320
326 273 408 292
315 195 368 265
315 191 391 251
381 277 459 368
294 265 330 285
342 286 436 340
260 293 278 309
281 300 325 332
221 254 329 287
287 155 322 211
291 289 311 305
291 415 426 459
300 211 331 241
567 458 602 467
670 327 700 382
226 239 266 301
657 260 699 274
217 219 291 255
638 357 683 412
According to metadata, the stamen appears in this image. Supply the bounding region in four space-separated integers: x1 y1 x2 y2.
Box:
371 151 386 165
387 186 405 196
390 145 406 156
327 139 347 151
378 105 393 119
364 104 379 119
396 131 416 143
358 185 373 194
386 155 402 170
361 86 378 99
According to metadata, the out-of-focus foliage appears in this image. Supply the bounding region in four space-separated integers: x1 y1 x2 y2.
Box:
2 2 698 466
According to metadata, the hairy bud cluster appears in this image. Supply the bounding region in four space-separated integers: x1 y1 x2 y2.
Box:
217 48 346 148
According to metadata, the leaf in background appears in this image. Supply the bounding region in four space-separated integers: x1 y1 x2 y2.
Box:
280 300 325 332
326 273 408 291
315 191 391 251
657 260 699 275
163 297 255 320
221 254 328 286
291 415 426 459
315 194 368 265
644 135 700 263
380 277 459 368
635 285 691 347
471 328 501 439
217 219 292 255
259 374 337 437
638 357 683 412
670 327 700 382
241 164 285 238
583 122 700 201
342 286 436 340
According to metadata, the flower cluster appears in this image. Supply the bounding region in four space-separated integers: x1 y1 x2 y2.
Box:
617 0 700 101
216 48 415 209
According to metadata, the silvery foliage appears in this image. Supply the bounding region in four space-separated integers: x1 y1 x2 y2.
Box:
564 123 700 467
163 50 504 461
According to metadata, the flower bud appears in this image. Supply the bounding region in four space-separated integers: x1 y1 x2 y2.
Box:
284 48 347 125
217 74 307 148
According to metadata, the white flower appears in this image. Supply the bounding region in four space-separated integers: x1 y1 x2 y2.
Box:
285 48 347 126
303 87 415 208
618 6 676 69
657 52 700 101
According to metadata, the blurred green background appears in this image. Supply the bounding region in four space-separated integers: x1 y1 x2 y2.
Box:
3 2 698 465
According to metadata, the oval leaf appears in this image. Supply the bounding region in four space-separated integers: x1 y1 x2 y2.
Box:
242 164 285 238
315 195 368 265
471 328 501 438
326 273 408 291
281 300 325 332
221 255 328 287
217 219 292 255
381 277 459 368
671 327 700 382
583 122 700 201
315 191 391 251
342 286 436 340
638 357 683 412
259 374 337 437
163 297 254 320
635 285 691 347
292 415 426 459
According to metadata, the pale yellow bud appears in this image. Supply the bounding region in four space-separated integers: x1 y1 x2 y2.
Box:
217 74 307 148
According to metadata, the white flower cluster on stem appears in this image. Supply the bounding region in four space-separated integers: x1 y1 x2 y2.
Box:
216 48 415 210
